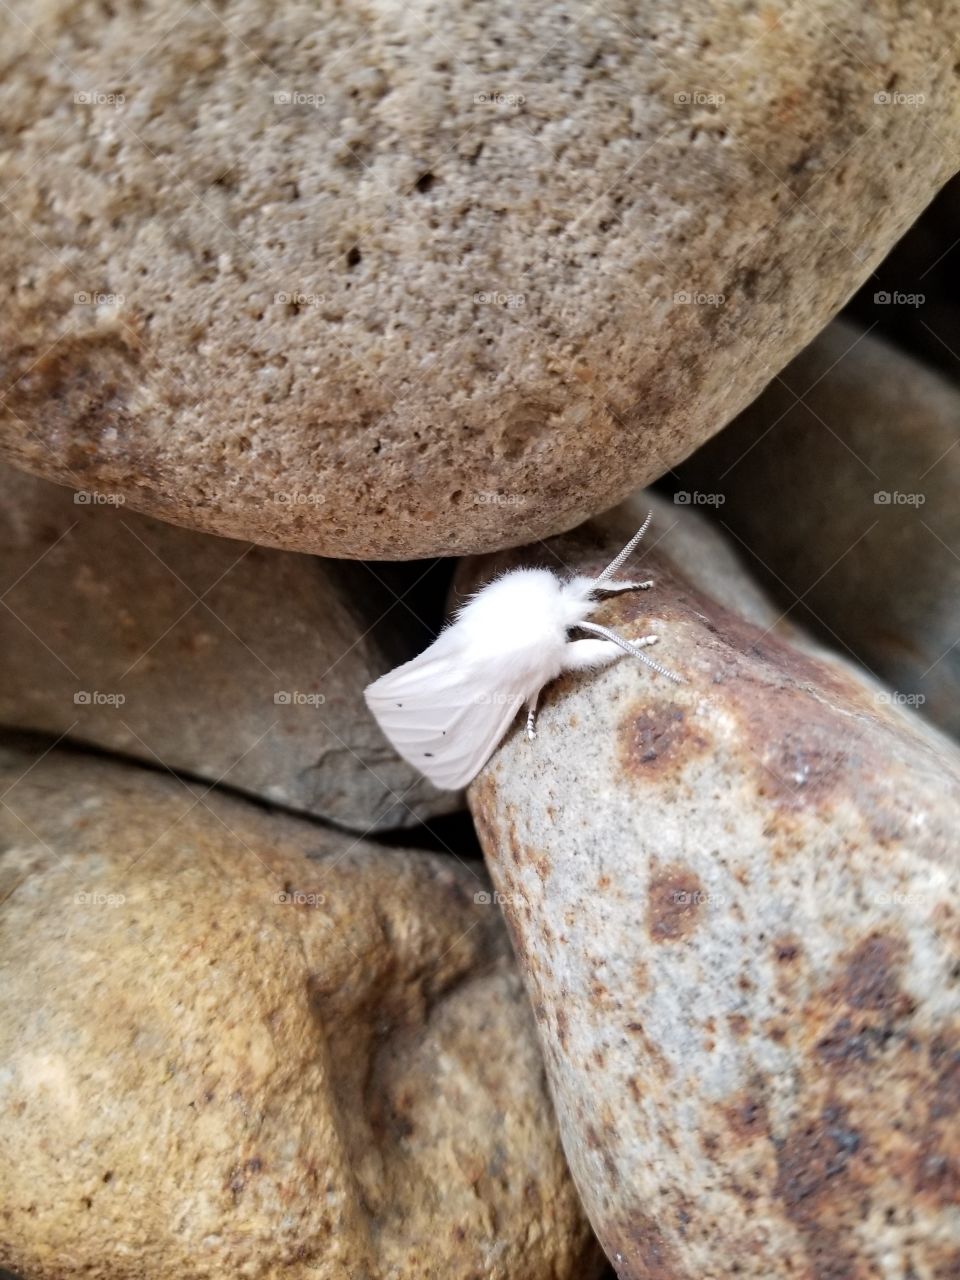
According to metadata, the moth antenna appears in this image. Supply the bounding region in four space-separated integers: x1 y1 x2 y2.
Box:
592 510 654 587
578 619 684 684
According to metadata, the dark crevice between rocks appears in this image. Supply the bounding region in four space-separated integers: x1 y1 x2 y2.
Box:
359 556 458 643
374 807 481 858
0 727 473 856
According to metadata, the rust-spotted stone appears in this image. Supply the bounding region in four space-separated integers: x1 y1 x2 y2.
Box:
463 493 960 1279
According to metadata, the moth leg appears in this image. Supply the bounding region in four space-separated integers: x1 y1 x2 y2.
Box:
561 638 623 672
525 692 540 741
600 578 653 594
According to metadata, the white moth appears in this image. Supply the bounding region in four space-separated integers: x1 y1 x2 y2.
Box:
364 511 682 791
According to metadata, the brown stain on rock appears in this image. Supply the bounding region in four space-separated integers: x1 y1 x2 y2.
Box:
624 1019 673 1081
646 864 704 943
931 1246 960 1278
726 1013 749 1039
915 1031 960 1208
841 933 912 1014
731 678 860 813
618 702 708 779
466 777 498 856
767 727 850 806
555 1005 569 1051
601 1208 691 1280
611 562 957 832
812 933 915 1075
774 937 802 965
723 1089 770 1147
4 330 141 415
606 569 891 835
811 934 914 1073
506 820 523 867
775 929 960 1272
532 853 551 885
773 1103 866 1280
584 1125 619 1181
764 1017 789 1044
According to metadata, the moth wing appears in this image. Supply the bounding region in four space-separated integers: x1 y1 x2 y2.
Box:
364 627 530 790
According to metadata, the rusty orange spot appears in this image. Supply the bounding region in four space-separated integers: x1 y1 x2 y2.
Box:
646 864 704 943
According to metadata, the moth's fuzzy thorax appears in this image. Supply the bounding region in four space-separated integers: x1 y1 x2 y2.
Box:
458 567 601 638
456 567 577 647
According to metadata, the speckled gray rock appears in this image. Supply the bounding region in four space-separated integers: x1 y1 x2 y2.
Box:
0 742 602 1280
464 494 960 1280
678 320 960 739
1 1 959 557
0 463 457 832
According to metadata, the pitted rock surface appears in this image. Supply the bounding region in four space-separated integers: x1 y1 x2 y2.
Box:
1 0 959 555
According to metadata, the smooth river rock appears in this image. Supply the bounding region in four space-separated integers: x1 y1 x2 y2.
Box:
1 0 959 556
0 463 457 832
678 320 960 738
0 742 602 1280
463 493 960 1279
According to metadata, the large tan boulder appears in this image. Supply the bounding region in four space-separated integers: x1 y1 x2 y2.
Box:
1 0 958 556
0 743 601 1280
0 463 457 832
463 494 960 1279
